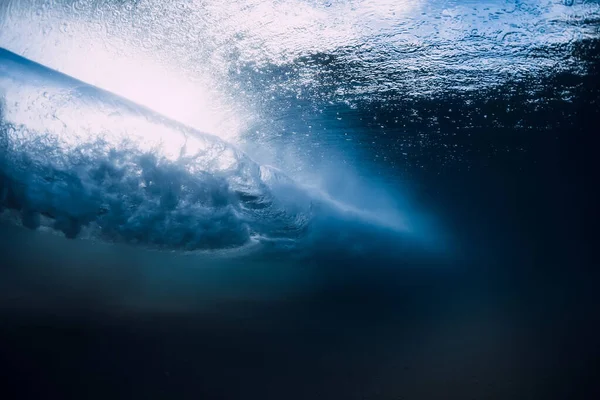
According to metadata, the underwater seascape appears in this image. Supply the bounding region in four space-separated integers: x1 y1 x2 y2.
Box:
0 1 598 399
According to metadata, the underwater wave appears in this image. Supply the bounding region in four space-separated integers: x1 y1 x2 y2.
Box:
0 47 411 256
0 48 316 251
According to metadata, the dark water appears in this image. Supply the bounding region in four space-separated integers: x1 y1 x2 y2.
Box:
1 1 599 399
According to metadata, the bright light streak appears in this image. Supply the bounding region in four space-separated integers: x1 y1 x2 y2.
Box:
53 49 239 141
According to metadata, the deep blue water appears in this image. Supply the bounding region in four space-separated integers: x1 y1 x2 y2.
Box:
1 1 599 399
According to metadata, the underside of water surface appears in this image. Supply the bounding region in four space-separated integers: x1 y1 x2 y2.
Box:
0 2 599 400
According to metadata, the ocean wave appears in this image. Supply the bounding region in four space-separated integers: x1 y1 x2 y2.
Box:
0 48 313 251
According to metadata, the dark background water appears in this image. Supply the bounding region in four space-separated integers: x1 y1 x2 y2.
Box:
1 9 600 400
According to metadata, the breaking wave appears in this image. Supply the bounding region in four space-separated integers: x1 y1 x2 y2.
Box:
0 47 410 256
0 48 315 252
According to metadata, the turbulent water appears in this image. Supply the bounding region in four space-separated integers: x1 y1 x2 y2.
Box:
1 0 597 257
0 1 598 399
